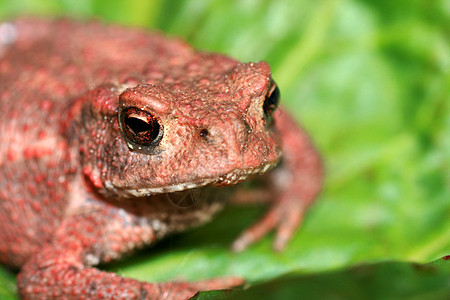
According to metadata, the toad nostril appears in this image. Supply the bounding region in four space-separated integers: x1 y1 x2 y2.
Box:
199 128 209 139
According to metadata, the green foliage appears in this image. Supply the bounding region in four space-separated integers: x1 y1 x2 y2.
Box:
0 0 448 299
197 257 450 299
0 267 15 300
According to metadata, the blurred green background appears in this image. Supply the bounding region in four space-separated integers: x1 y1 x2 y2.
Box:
1 0 449 299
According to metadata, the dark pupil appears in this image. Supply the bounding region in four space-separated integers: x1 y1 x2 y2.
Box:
122 109 161 146
125 117 154 134
263 86 280 117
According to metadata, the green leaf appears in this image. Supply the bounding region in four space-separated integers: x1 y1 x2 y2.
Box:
0 267 16 300
196 258 450 299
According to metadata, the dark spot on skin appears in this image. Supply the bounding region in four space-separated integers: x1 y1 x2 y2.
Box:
140 285 149 300
242 119 252 134
67 265 79 273
89 281 97 293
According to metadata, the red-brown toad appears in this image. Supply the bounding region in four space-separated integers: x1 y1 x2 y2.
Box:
0 19 322 299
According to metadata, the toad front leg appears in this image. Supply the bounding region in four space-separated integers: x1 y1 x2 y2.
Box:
18 207 242 300
233 108 323 251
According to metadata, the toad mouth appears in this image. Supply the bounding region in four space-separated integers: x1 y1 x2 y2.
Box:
112 162 277 198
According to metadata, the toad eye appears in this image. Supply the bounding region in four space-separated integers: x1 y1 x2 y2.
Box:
263 83 280 118
119 107 163 147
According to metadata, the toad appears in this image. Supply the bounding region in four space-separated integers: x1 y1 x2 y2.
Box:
0 19 322 299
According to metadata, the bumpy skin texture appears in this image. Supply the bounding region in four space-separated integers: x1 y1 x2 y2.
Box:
0 19 322 299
